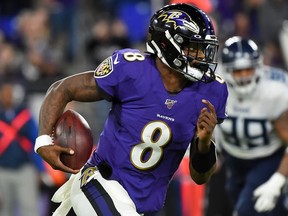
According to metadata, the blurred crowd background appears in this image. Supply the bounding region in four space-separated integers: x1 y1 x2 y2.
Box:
0 0 288 216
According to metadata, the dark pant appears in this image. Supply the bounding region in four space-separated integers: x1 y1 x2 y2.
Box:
224 148 288 216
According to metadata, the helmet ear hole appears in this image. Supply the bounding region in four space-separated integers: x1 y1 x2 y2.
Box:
160 42 166 50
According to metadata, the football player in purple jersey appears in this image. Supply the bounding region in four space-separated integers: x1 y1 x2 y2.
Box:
34 3 228 215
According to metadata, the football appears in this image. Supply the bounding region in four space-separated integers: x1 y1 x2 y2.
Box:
53 109 93 170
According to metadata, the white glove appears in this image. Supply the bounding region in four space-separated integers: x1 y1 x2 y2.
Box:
253 172 286 212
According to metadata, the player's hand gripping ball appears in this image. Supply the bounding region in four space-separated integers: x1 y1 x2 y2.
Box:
53 109 93 170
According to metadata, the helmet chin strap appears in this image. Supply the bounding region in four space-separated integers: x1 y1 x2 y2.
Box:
184 64 204 82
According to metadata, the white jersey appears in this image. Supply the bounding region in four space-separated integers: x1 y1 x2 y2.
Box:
215 66 288 159
263 65 288 84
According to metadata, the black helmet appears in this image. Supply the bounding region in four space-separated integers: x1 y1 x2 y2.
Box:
221 36 262 97
146 3 219 82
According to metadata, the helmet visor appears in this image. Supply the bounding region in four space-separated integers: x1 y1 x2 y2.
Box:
186 41 218 62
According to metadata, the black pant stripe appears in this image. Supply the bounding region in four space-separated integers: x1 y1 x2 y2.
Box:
82 186 104 216
91 180 121 216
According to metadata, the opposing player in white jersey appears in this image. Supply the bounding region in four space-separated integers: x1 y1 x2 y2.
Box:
215 36 288 216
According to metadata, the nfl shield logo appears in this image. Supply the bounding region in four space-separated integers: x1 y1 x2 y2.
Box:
165 99 177 109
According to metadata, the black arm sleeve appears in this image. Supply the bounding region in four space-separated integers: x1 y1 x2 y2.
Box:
191 138 217 173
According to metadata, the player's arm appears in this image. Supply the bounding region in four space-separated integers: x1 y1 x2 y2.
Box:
253 110 288 212
273 109 288 176
189 99 218 185
36 71 103 173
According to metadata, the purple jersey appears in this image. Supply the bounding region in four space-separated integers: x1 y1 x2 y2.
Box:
88 48 228 213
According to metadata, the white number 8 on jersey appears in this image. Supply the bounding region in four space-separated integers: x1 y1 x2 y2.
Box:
130 121 172 170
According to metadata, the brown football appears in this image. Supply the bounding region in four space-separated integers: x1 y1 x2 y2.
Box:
53 109 93 170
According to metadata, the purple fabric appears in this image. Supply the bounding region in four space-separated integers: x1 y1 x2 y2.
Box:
89 48 228 213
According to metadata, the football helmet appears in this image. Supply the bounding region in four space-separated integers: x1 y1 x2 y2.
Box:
221 36 262 97
146 3 219 82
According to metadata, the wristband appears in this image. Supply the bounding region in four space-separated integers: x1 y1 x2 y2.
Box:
34 135 53 153
191 139 216 173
